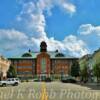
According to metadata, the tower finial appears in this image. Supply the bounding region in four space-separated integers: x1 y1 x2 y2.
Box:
28 49 31 53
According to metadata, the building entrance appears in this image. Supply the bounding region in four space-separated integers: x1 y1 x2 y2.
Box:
40 73 47 81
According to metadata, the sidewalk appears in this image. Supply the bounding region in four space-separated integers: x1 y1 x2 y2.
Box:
84 82 100 86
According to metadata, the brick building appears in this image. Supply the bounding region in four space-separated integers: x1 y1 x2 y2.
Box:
8 41 78 80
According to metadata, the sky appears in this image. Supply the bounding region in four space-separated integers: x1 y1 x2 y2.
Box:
0 0 100 57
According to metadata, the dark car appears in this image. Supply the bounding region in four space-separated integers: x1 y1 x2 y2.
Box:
45 77 52 82
33 77 52 82
61 75 77 83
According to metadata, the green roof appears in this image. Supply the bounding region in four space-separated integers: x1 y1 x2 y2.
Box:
8 51 77 59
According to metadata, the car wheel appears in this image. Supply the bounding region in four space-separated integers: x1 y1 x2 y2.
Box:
13 82 18 86
2 83 6 87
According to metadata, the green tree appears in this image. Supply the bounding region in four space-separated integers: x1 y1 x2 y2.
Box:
7 65 17 78
71 61 80 77
93 63 100 83
80 64 88 82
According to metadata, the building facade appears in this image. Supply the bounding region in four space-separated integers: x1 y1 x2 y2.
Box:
0 56 10 80
8 41 78 80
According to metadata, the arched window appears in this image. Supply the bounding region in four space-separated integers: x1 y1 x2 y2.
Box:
41 58 46 73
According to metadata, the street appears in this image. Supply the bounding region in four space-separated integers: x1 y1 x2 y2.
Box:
0 82 100 100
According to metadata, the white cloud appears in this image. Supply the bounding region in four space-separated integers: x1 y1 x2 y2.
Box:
31 35 88 57
0 29 28 40
37 0 53 16
78 24 100 36
16 0 76 36
0 29 29 50
77 24 100 53
37 0 76 15
0 29 88 57
14 1 88 57
16 1 46 38
0 0 88 57
16 0 76 38
63 35 88 56
58 0 76 14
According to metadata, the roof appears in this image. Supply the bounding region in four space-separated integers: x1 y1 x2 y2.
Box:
8 51 78 60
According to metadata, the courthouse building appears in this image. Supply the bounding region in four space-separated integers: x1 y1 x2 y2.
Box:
8 41 78 80
0 56 10 80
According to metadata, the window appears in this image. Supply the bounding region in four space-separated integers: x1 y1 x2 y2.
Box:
41 58 46 73
17 71 32 75
12 79 14 81
17 66 32 68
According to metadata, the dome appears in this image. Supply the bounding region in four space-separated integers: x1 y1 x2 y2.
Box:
55 53 65 57
22 52 32 57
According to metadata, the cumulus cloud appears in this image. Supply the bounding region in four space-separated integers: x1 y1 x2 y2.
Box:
16 0 76 36
78 24 100 36
58 0 76 14
16 1 47 38
37 0 76 15
0 0 89 57
31 34 88 57
16 0 76 38
63 35 88 56
0 29 88 57
0 29 29 51
77 24 100 52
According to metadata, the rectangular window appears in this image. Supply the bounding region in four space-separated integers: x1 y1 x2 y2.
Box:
17 66 32 68
17 71 32 75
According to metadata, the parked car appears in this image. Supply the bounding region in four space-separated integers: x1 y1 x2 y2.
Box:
61 75 77 83
0 78 20 87
33 77 52 82
33 78 40 82
45 77 52 82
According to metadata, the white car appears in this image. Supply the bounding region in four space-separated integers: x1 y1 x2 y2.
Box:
0 78 20 87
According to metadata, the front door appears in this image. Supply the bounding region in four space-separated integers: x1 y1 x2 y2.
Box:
40 73 46 81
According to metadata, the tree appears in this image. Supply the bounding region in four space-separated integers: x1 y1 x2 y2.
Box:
7 65 17 78
81 65 88 82
93 63 100 83
71 61 80 77
0 72 3 81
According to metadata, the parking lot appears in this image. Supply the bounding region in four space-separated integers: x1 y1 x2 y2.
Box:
0 82 100 100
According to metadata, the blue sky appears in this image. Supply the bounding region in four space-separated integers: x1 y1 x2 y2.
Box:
0 0 100 57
